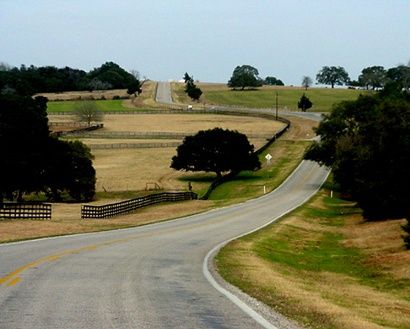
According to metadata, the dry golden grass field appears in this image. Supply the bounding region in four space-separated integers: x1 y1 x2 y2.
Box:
0 112 314 242
49 113 289 192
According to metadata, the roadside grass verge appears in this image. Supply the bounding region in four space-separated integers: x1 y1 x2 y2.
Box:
208 140 311 202
216 183 410 329
193 83 373 112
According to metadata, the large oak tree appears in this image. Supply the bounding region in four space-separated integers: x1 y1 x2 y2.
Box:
228 65 263 90
316 66 350 88
171 128 261 178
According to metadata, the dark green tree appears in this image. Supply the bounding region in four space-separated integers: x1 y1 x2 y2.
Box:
171 128 261 178
186 83 202 101
126 77 142 97
316 66 350 88
183 72 193 84
298 94 313 112
183 73 202 101
0 62 143 94
42 139 95 202
87 62 136 89
386 64 410 91
305 89 410 220
0 94 50 201
358 66 387 90
0 93 97 203
64 141 96 201
228 65 263 90
264 76 284 86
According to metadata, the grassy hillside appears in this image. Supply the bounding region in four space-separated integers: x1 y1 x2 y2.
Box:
184 83 373 112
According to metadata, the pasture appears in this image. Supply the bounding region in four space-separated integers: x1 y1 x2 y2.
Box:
52 113 290 195
173 82 373 112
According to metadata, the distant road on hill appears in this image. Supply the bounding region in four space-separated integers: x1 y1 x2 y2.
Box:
156 80 175 105
155 81 323 122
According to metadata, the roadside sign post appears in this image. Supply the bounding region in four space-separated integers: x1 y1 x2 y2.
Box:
264 153 272 193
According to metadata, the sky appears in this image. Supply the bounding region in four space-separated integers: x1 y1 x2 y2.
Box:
1 0 409 86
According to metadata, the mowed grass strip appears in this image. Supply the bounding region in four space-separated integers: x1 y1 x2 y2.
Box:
216 186 410 329
46 99 131 113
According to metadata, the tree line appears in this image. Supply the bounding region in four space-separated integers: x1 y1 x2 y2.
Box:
226 63 410 90
304 84 410 248
0 61 142 96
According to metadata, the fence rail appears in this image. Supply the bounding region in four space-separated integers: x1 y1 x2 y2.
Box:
70 131 274 140
88 142 182 149
0 203 52 220
82 192 197 219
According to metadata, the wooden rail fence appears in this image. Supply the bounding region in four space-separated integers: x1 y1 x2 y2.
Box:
82 192 198 219
0 203 52 220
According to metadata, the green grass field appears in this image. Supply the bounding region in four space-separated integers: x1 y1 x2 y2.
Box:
46 99 133 113
197 84 373 112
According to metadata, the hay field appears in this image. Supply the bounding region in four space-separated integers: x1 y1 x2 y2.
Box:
49 113 292 194
48 113 282 134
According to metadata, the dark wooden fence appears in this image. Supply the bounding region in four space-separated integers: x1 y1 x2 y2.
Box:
82 192 198 219
0 203 52 220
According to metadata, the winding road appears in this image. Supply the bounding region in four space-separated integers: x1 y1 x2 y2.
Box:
0 82 329 329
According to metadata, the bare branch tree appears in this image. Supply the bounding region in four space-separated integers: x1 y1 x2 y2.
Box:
73 100 103 127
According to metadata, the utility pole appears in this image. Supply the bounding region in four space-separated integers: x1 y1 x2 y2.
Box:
275 91 278 120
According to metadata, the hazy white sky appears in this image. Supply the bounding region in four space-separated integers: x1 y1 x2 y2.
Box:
1 0 409 86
